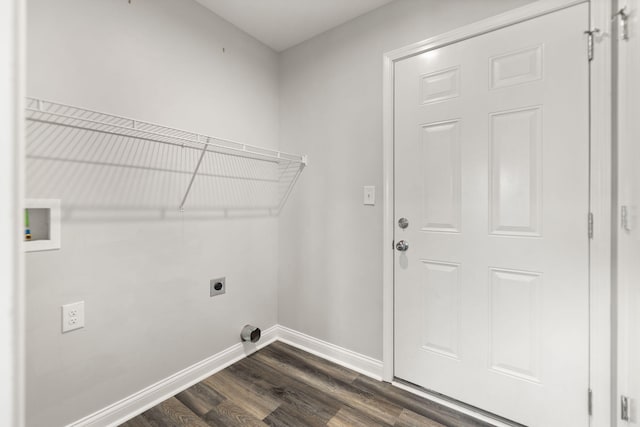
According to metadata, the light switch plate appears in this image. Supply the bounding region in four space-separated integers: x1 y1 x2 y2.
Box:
364 186 375 205
62 301 85 333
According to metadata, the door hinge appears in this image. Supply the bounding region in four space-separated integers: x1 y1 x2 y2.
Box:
588 212 594 239
588 389 593 416
613 7 630 41
620 396 629 421
584 28 600 61
621 395 630 421
621 205 631 232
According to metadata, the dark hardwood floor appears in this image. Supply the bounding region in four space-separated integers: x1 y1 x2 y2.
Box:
120 341 492 427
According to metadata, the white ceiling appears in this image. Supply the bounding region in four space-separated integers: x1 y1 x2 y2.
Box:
193 0 396 52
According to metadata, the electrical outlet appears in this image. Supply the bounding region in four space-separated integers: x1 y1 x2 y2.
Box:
210 277 226 297
62 301 85 333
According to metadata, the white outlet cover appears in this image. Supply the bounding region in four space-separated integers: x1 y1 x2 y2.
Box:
62 301 85 333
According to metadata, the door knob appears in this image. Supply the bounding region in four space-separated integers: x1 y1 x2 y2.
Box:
396 240 409 252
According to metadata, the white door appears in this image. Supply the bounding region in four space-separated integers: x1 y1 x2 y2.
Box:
394 4 590 426
617 0 640 424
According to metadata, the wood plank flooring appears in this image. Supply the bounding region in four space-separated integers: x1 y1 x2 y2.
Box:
120 341 492 427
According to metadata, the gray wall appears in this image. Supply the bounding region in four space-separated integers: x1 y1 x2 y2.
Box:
26 1 280 426
277 0 536 360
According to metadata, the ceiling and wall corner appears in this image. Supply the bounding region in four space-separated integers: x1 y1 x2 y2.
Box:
192 0 396 51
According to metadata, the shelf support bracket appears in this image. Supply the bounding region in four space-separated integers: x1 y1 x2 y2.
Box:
179 144 208 212
275 162 305 214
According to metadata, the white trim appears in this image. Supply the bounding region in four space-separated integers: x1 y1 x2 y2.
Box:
382 52 395 383
589 1 614 426
384 0 586 63
382 0 613 424
613 0 636 425
1 0 25 426
67 326 382 427
68 326 279 427
66 325 531 427
276 326 504 427
277 325 384 380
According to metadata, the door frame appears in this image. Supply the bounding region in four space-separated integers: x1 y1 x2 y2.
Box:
381 0 614 425
615 0 638 424
1 0 26 426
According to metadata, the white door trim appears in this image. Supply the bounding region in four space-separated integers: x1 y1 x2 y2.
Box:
588 1 614 425
381 0 613 425
614 0 639 425
0 0 26 426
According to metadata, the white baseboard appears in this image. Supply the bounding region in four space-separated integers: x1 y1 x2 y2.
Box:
68 325 278 427
68 325 498 427
274 327 504 426
276 325 384 380
276 327 507 427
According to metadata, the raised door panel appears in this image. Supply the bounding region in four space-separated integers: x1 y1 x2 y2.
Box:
490 45 543 90
489 268 541 383
420 260 460 359
420 120 461 232
489 107 542 236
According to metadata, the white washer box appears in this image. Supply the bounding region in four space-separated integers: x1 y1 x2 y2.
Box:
24 199 60 252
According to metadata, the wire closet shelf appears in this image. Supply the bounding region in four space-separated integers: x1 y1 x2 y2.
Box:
25 98 307 215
